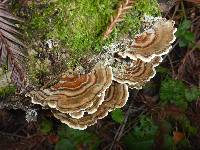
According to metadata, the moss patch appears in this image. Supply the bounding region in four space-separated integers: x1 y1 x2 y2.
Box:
114 0 160 37
0 85 16 97
24 0 121 54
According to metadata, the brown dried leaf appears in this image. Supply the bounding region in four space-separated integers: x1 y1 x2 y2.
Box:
173 131 185 144
103 0 134 39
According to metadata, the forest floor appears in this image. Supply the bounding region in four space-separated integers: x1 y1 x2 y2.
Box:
0 0 200 150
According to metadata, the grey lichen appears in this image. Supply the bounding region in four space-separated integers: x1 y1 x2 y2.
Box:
25 109 38 122
0 68 16 97
0 68 11 88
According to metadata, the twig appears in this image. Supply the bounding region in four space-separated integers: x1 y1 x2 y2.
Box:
121 106 147 137
103 0 134 39
109 90 138 150
164 0 177 18
163 40 179 61
177 40 200 80
171 2 180 19
0 131 27 139
28 136 47 150
180 1 187 19
167 55 176 78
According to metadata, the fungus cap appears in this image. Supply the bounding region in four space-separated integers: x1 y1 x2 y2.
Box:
28 63 113 114
113 56 162 89
118 19 176 62
52 82 129 130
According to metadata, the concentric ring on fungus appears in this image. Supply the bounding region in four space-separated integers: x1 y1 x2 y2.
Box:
28 63 113 114
113 56 163 89
69 92 106 119
118 19 177 62
52 82 129 130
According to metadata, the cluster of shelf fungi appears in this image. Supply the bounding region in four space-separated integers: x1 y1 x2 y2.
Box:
27 16 177 130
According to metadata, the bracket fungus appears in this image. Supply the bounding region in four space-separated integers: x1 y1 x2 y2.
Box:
52 82 129 130
118 18 177 62
113 56 163 89
28 63 113 114
27 16 176 130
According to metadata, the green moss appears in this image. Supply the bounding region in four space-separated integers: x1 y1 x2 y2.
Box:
27 51 51 85
25 0 160 55
114 0 160 37
0 85 16 97
25 0 120 54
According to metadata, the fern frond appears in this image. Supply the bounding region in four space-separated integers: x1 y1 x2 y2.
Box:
103 0 134 39
0 1 26 90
